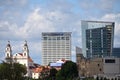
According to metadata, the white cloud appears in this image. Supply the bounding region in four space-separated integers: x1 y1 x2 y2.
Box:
18 8 56 39
0 21 20 40
79 0 115 12
101 14 120 21
99 0 115 11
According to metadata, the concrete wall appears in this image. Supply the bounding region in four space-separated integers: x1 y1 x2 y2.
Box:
103 57 120 74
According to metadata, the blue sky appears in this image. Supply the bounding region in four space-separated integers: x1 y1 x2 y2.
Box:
0 0 120 64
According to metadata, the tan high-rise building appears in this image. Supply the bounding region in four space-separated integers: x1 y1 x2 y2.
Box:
42 32 71 65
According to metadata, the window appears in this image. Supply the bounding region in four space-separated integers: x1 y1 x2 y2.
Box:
7 53 9 57
24 47 26 50
7 48 9 50
57 37 60 40
24 53 26 56
43 37 47 40
61 37 65 40
98 64 100 67
105 59 115 63
66 37 69 40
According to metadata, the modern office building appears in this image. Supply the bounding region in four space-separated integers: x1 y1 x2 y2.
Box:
81 21 114 58
42 32 71 65
112 48 120 58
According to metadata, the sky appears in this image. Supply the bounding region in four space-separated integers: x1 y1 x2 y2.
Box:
0 0 120 64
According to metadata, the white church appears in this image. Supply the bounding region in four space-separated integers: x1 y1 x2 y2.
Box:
5 41 35 77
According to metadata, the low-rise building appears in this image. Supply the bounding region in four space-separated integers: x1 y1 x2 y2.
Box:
100 57 120 79
77 54 120 79
32 66 50 79
50 59 66 70
85 58 103 77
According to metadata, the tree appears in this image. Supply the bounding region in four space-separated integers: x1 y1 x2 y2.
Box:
49 68 58 80
96 76 99 80
0 62 27 80
56 61 78 80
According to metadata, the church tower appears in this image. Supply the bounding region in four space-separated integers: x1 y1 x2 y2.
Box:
5 41 12 63
22 40 31 77
23 40 29 57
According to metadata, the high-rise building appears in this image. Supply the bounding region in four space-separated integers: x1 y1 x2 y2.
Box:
42 32 71 65
81 21 114 58
112 48 120 58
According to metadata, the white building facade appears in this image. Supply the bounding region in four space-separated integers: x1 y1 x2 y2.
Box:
5 41 34 77
42 32 71 65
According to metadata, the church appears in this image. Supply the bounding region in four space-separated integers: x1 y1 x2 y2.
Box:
5 41 35 77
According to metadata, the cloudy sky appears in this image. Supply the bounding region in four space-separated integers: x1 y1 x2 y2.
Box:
0 0 120 64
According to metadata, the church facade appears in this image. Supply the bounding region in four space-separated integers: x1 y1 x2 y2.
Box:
5 41 35 77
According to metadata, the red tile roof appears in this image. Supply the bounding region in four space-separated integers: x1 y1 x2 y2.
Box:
18 53 23 56
28 57 33 62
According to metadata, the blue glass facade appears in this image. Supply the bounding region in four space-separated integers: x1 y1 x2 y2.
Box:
112 48 120 58
81 21 114 58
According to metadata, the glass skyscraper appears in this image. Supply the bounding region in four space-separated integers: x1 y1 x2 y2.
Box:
112 48 120 58
42 32 71 65
81 21 114 58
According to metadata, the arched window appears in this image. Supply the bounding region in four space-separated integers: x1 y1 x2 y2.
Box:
24 53 26 56
7 53 9 57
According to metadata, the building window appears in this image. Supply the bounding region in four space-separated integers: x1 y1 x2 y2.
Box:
7 53 9 57
24 47 26 50
43 37 47 40
61 37 65 40
66 37 69 40
57 37 60 40
99 68 102 71
24 53 26 56
105 59 115 63
98 64 100 67
7 48 9 50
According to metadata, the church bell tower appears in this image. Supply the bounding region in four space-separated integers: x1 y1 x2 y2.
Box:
5 41 12 63
23 40 29 57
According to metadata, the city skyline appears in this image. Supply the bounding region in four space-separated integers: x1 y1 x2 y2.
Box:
0 0 120 64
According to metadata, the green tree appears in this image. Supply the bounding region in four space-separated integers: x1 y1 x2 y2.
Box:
0 62 27 80
49 68 58 80
56 61 78 80
96 76 99 80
